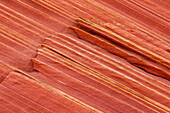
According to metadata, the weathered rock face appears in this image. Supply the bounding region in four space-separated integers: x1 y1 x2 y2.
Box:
0 0 169 113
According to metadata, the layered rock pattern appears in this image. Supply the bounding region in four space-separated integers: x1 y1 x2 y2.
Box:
0 0 170 112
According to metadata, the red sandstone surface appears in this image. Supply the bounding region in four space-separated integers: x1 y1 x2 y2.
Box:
0 0 170 113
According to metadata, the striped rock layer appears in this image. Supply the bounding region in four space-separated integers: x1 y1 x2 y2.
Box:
0 0 170 113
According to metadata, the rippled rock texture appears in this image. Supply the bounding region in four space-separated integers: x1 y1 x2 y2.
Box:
0 0 170 112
